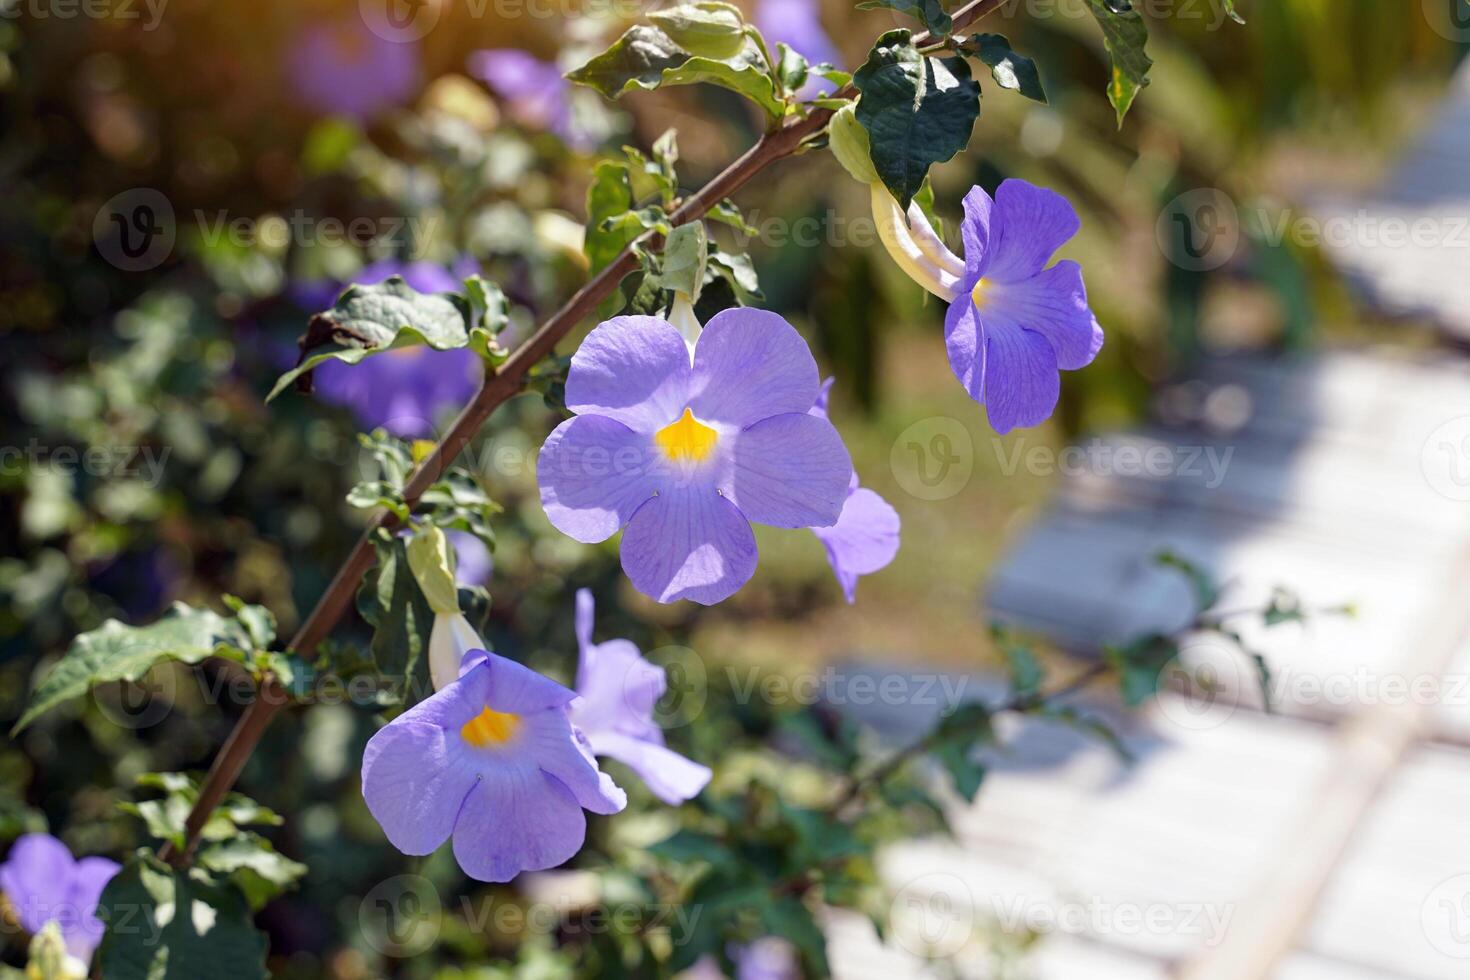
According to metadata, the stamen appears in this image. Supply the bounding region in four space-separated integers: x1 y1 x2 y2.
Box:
971 278 991 310
461 707 521 747
654 408 718 463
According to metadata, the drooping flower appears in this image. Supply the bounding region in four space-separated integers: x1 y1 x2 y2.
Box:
286 19 420 122
537 309 853 605
468 49 590 149
808 380 900 602
869 179 1102 434
361 649 626 882
294 259 482 438
0 834 120 973
568 590 711 804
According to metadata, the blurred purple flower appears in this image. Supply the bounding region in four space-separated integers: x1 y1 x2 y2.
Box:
756 0 840 70
946 180 1104 434
568 589 711 803
447 530 493 587
537 311 852 605
0 834 119 967
286 19 420 121
296 259 483 438
468 49 590 149
735 938 802 980
361 649 626 882
808 380 900 602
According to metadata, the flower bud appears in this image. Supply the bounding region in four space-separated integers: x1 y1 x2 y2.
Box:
648 2 748 60
828 103 879 185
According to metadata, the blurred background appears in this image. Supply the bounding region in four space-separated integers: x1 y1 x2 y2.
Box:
2 0 1469 977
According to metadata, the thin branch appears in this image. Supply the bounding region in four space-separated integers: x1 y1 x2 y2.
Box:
160 0 1011 866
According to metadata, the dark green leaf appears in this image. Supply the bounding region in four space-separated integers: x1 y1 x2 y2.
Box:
853 31 980 209
932 741 985 801
586 160 638 273
855 0 952 36
196 833 307 911
16 604 251 732
356 535 434 695
1105 634 1177 706
1156 550 1219 612
762 898 830 975
961 33 1046 103
648 829 739 868
96 852 268 980
1082 0 1153 125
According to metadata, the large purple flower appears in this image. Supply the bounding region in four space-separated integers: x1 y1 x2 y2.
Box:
299 260 483 438
944 180 1104 434
808 380 900 602
362 650 626 882
0 834 119 968
468 49 588 149
286 19 419 121
568 590 711 804
537 310 853 605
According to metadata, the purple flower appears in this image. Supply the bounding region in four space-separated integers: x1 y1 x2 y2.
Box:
468 49 588 149
362 649 626 882
568 590 711 804
286 19 419 121
448 530 493 588
735 938 801 980
945 180 1104 434
0 834 119 967
537 310 853 605
301 260 483 438
808 380 900 602
755 0 840 69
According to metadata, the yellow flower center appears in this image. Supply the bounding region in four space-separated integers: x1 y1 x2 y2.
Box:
461 707 522 748
971 278 991 310
654 408 719 463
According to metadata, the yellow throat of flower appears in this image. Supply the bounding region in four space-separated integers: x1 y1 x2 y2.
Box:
654 408 718 463
461 707 522 748
971 278 991 310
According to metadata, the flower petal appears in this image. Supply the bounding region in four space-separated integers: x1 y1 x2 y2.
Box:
451 765 587 882
0 834 75 937
483 652 578 715
689 308 820 426
960 184 995 278
522 711 627 815
982 315 1061 434
989 260 1103 371
587 731 712 805
565 316 693 431
361 720 479 855
727 413 852 528
574 588 595 658
620 490 757 604
64 856 119 961
573 638 665 741
943 296 985 403
538 415 659 544
986 179 1081 283
811 486 901 603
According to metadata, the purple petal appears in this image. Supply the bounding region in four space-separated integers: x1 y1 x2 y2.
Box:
448 531 493 587
587 732 712 805
960 185 995 278
620 490 757 605
286 21 419 121
565 316 694 431
64 856 119 961
812 487 901 603
361 721 479 855
689 308 821 426
737 937 803 980
981 315 1061 434
522 711 626 815
538 415 659 543
573 638 666 741
810 376 836 419
755 0 840 68
451 764 587 882
482 652 578 715
574 588 596 657
987 260 1103 371
469 49 566 99
727 413 851 529
944 295 985 403
985 179 1080 284
1 834 75 938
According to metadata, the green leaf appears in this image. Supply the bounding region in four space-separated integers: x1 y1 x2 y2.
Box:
775 43 809 95
1263 587 1305 627
762 898 830 976
992 623 1043 697
853 31 980 209
15 604 251 732
268 277 500 401
196 833 307 912
356 534 434 693
654 222 708 298
855 0 952 36
960 33 1046 103
648 829 739 868
932 741 985 801
1105 634 1178 706
1221 0 1244 25
1155 550 1219 612
648 1 747 59
1041 704 1133 762
221 596 276 653
96 852 268 980
1083 0 1153 125
568 25 785 121
705 250 762 304
585 160 638 273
